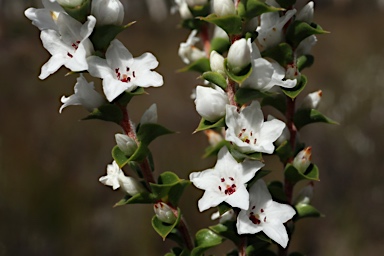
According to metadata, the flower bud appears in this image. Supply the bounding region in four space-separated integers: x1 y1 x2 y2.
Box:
153 202 177 224
56 0 86 8
115 134 138 156
91 0 124 26
227 38 251 75
119 175 146 196
285 62 300 80
213 0 236 16
204 129 223 146
140 104 158 124
211 209 235 223
300 90 322 109
293 182 314 205
296 1 314 24
178 30 206 64
210 51 226 77
292 147 312 173
296 35 317 56
195 85 229 122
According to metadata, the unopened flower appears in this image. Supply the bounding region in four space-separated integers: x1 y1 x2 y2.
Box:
285 62 301 80
59 74 105 113
140 104 158 124
211 209 235 223
154 202 177 224
212 0 236 16
178 30 206 64
39 14 95 79
87 39 163 102
296 35 317 56
293 182 314 205
227 38 251 74
204 129 223 147
296 1 314 24
173 0 193 19
237 179 296 248
292 147 312 173
115 134 138 156
257 10 296 50
99 161 146 195
300 90 322 109
24 0 65 31
241 39 296 91
195 85 229 122
225 101 286 154
189 147 264 211
91 0 124 26
210 51 226 77
56 0 85 7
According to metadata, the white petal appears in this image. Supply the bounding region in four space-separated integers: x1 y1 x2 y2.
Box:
40 29 69 56
262 222 289 248
240 160 264 183
57 13 82 44
133 70 163 88
236 209 263 234
198 190 225 212
140 104 158 124
39 54 66 80
225 185 249 210
189 169 219 190
64 43 89 71
106 39 133 69
80 15 96 39
257 119 285 154
87 56 115 79
24 7 58 31
102 77 133 102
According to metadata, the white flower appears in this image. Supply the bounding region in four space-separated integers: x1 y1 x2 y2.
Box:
210 51 226 77
24 0 65 31
178 30 206 64
212 26 229 40
257 9 296 50
195 85 229 122
39 13 96 79
172 0 193 19
227 38 251 74
115 134 138 156
87 39 163 102
99 161 145 195
212 0 236 16
59 74 105 113
56 0 85 7
292 147 312 173
140 104 158 124
189 147 264 211
296 1 314 24
204 129 224 147
295 35 317 57
237 179 296 248
154 202 177 224
225 101 285 154
300 90 322 109
241 39 296 91
91 0 124 26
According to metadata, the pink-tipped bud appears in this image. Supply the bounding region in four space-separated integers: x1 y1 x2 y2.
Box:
153 202 177 224
301 90 322 109
293 147 312 173
204 130 223 146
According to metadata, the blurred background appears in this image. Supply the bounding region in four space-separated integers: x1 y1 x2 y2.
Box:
1 0 384 255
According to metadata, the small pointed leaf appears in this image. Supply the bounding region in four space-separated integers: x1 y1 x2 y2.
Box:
209 221 240 245
235 88 275 105
178 58 211 74
200 14 242 36
294 204 324 221
261 93 287 114
294 108 338 130
224 59 253 84
83 104 123 124
284 163 320 184
137 123 174 145
152 207 182 240
286 21 329 48
210 37 231 54
261 43 294 67
194 117 226 133
297 54 314 71
202 71 227 89
191 229 225 256
282 74 307 99
113 191 156 206
243 0 283 20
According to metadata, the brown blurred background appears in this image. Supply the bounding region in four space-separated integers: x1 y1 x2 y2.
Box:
1 0 384 255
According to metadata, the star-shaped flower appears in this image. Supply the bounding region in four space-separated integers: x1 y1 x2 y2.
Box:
189 147 264 211
236 179 296 248
87 39 163 102
178 30 206 65
225 101 285 154
39 13 96 79
59 74 105 113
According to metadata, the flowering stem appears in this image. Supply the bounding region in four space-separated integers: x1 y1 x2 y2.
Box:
170 205 194 250
119 105 155 189
238 236 247 256
226 79 237 107
200 24 211 57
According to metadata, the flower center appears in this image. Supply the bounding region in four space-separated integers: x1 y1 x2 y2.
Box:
238 128 257 145
67 40 80 58
217 176 237 195
115 67 136 83
249 206 267 225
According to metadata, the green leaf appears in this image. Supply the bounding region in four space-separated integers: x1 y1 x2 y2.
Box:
276 0 296 9
202 71 227 89
188 2 211 17
114 191 156 206
180 18 206 31
150 172 190 206
286 21 329 48
218 202 232 215
294 108 338 130
275 140 293 163
137 123 174 145
152 208 182 240
261 43 294 67
112 143 150 168
178 58 211 74
210 37 231 54
82 104 123 124
227 147 263 162
191 229 225 256
284 163 320 184
297 54 314 71
60 0 91 23
194 117 226 133
282 74 307 99
268 181 287 203
261 93 287 114
209 221 240 245
294 204 324 221
90 21 136 52
203 140 231 158
224 59 253 84
114 87 146 106
200 14 242 36
243 0 283 20
235 88 275 105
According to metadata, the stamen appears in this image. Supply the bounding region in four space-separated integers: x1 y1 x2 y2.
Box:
67 52 73 58
221 178 225 182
